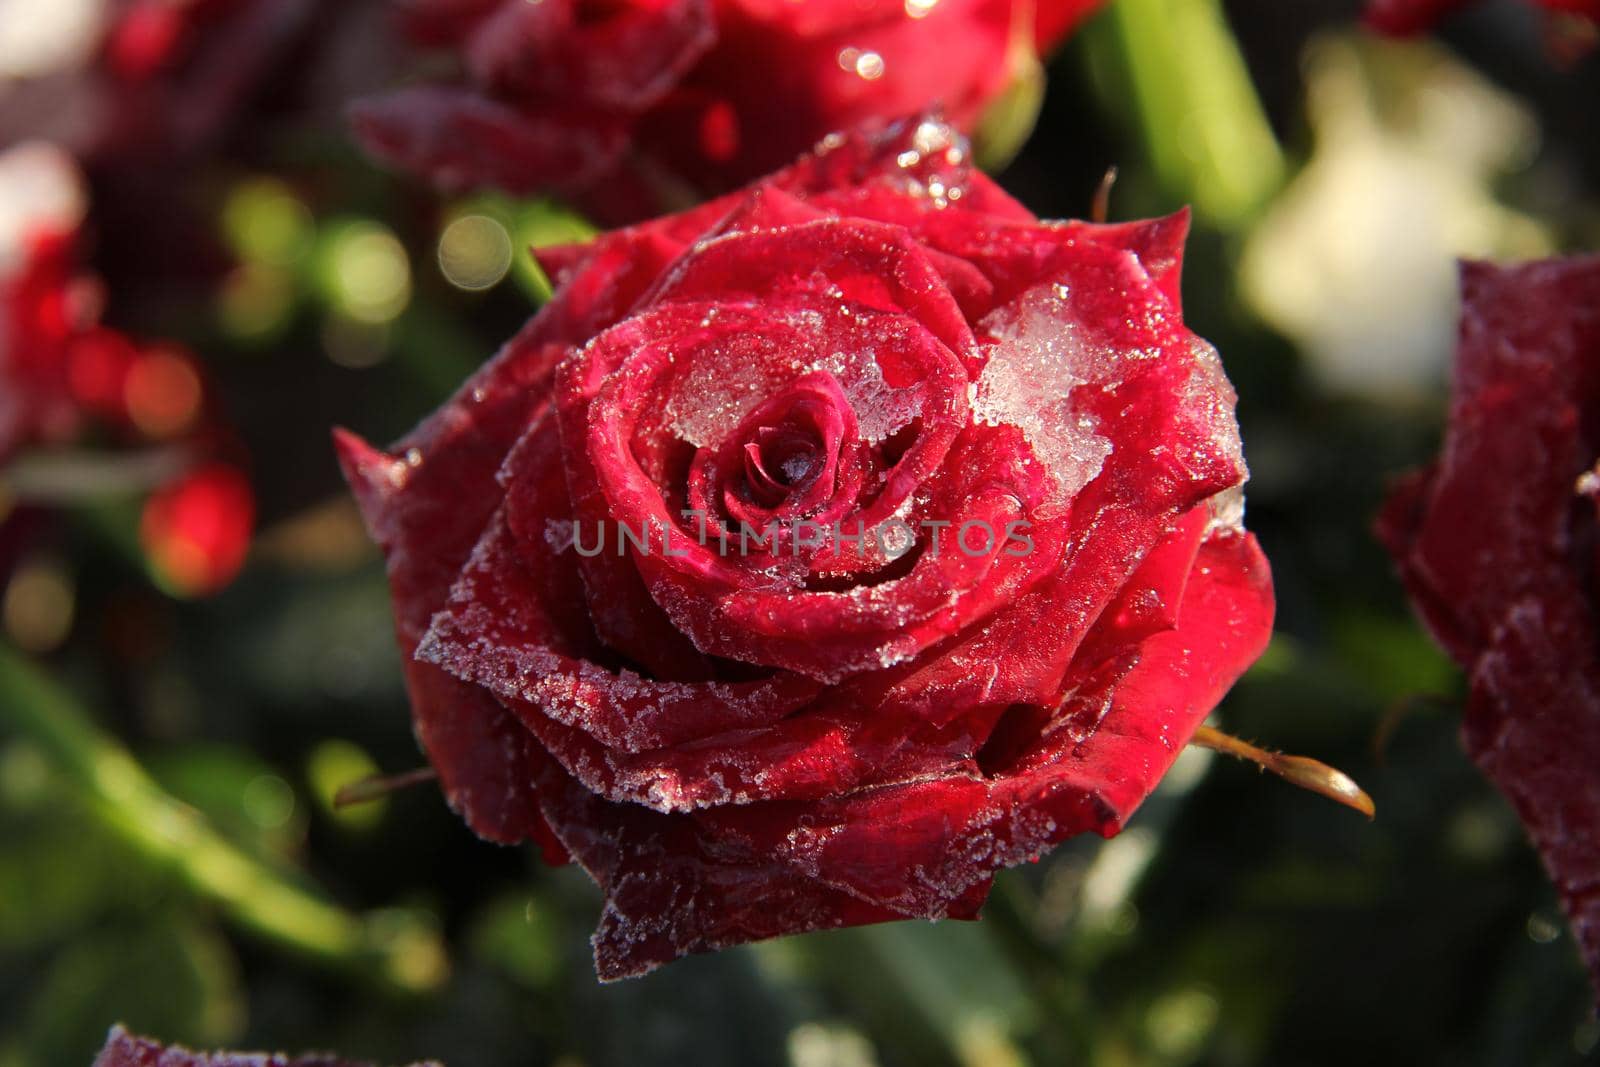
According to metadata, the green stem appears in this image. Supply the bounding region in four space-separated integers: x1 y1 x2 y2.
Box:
0 644 447 995
1097 0 1285 227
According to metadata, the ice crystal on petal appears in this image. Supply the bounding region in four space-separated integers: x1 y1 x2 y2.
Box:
972 283 1114 514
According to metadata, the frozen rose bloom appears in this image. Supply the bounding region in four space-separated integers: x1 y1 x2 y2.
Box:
1378 255 1600 1005
350 0 1104 214
339 115 1273 979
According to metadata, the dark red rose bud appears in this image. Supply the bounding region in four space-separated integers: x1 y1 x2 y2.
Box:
1378 255 1600 1006
339 115 1274 979
93 1025 441 1067
352 0 1105 214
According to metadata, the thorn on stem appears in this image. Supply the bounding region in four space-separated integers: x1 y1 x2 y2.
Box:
1189 724 1375 819
334 766 437 809
1092 166 1119 224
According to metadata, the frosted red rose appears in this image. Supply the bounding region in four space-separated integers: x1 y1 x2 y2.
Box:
1379 257 1600 1004
339 116 1273 979
351 0 1102 211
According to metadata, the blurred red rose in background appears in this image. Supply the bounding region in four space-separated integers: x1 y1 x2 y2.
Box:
1 143 254 598
0 154 212 459
350 0 1104 218
139 461 255 598
1379 256 1600 1004
338 115 1273 979
1366 0 1599 36
0 0 321 163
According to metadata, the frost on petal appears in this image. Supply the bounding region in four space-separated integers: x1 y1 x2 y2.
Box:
971 281 1115 517
662 311 926 448
92 1025 441 1067
1379 255 1600 1003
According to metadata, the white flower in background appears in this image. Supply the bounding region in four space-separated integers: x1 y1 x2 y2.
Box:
0 0 106 79
0 141 86 275
1241 35 1552 397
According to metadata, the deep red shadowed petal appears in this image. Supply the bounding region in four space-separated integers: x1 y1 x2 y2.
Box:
1366 0 1600 33
398 0 504 46
464 0 714 112
93 1024 439 1067
1379 256 1600 1002
348 87 629 194
335 430 560 857
332 299 604 853
1364 0 1494 32
514 738 989 981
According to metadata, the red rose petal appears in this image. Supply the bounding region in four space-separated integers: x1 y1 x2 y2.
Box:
348 88 630 195
1380 256 1600 1004
93 1025 438 1067
465 0 715 112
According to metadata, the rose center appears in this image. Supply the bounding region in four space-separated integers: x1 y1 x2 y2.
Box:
743 427 822 506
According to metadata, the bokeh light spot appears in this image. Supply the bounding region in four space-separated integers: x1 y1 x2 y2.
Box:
2 557 75 653
218 262 295 340
125 346 203 438
699 101 740 163
66 327 137 418
241 774 296 831
140 463 255 598
222 177 314 267
323 221 411 324
321 317 390 369
1145 988 1220 1059
437 214 513 291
